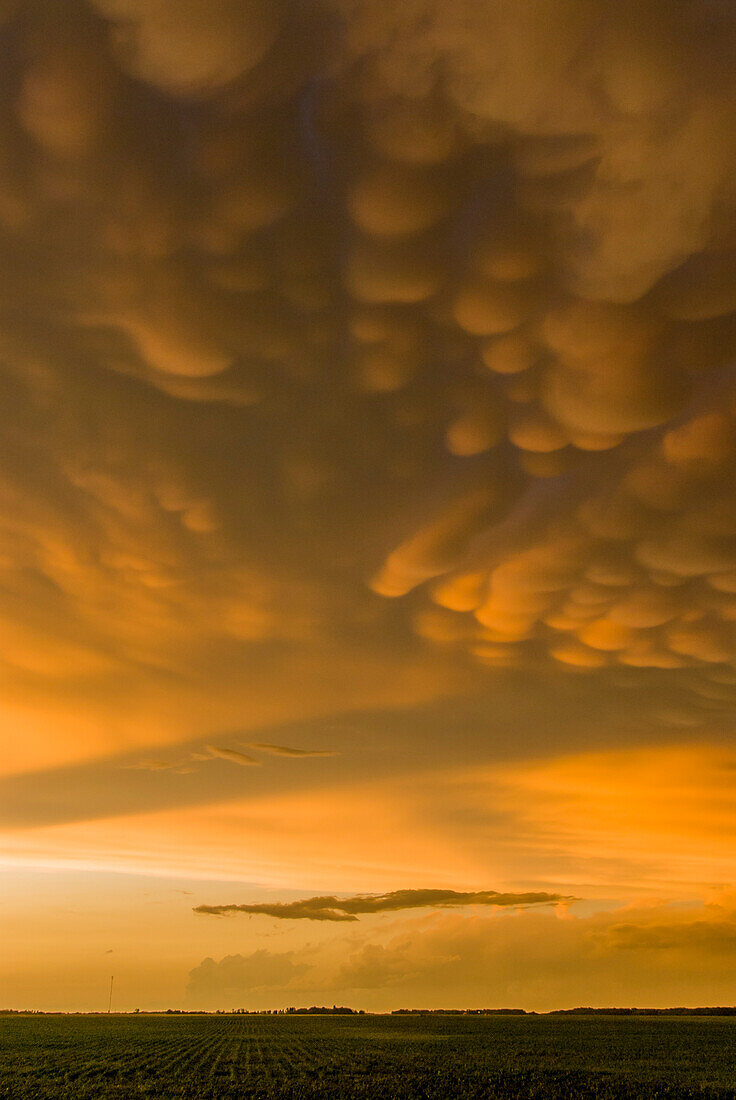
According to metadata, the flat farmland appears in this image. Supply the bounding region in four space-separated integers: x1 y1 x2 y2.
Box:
3 1013 736 1098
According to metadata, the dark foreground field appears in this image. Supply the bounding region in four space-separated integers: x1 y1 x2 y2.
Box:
2 1012 736 1099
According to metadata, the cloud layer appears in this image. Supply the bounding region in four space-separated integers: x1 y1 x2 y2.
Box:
186 890 736 1011
4 1 736 1009
0 0 731 769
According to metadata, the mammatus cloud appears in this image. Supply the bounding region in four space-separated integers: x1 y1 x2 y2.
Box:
0 0 736 761
8 0 736 1016
3 0 736 956
193 888 572 922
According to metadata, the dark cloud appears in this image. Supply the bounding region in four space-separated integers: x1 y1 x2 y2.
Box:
1 0 736 834
0 0 732 716
194 888 572 922
7 3 736 1010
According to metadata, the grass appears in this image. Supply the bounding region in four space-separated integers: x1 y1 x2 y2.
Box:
2 1012 736 1098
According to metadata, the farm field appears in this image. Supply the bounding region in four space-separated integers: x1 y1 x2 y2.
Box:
2 1012 736 1099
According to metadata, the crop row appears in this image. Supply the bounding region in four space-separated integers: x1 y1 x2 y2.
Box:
3 1013 736 1099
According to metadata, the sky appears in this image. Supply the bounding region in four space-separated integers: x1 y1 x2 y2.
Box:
5 0 736 1012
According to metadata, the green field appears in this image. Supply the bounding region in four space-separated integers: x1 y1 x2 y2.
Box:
3 1013 736 1098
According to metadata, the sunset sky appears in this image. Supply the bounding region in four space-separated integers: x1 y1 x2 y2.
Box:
5 0 736 1013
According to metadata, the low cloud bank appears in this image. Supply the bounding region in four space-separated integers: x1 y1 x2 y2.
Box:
187 892 736 1011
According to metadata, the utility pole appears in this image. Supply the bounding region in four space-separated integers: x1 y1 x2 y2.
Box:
108 975 114 1014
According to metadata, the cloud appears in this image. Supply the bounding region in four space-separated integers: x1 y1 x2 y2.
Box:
123 743 263 772
123 759 175 772
8 3 736 1015
334 900 736 1000
122 740 329 776
245 742 338 758
602 919 736 953
186 893 736 1010
3 0 736 920
187 949 311 1007
122 759 194 774
89 0 280 97
193 888 572 922
204 745 261 768
0 0 735 771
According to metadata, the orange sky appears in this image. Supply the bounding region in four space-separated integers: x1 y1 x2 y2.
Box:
4 0 736 1012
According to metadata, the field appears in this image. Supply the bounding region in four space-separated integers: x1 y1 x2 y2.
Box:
3 1013 736 1098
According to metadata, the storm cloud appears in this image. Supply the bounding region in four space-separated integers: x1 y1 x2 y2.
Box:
0 0 731 755
5 0 736 1011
